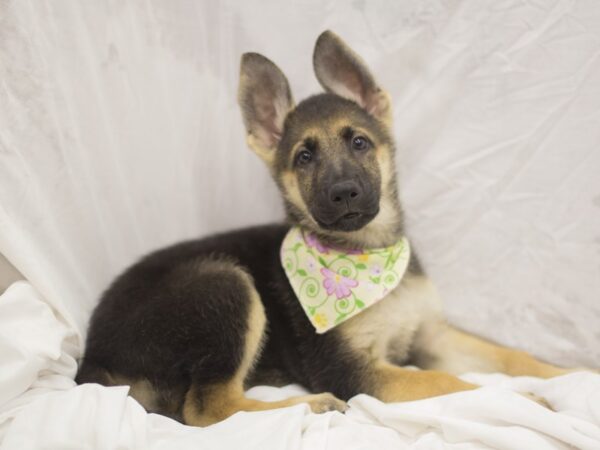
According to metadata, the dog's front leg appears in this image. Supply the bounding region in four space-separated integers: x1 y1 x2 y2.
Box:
412 321 577 378
372 361 477 402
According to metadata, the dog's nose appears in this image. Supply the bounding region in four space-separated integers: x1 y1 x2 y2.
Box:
329 180 363 205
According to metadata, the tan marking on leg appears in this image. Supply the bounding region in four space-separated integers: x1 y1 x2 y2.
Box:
183 381 346 426
503 348 571 378
374 361 477 403
414 323 572 378
234 271 267 385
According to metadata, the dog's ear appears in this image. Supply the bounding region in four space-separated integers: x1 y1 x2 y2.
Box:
313 30 391 125
238 53 294 165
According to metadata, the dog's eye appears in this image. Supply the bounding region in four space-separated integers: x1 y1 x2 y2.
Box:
296 149 313 165
352 136 369 151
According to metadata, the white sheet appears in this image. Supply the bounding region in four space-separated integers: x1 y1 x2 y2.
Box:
1 282 599 449
1 0 600 448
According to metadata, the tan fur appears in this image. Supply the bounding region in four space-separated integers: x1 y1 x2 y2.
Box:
233 271 267 385
412 323 572 378
280 170 320 229
247 134 277 166
183 382 345 427
338 273 442 363
374 144 395 186
374 362 477 402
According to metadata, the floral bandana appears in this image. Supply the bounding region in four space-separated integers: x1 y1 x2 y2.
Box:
280 226 411 333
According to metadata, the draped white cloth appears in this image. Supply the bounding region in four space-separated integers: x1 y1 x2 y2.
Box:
1 282 599 449
1 1 600 448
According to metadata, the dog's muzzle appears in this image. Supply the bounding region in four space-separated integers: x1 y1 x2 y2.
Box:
311 180 379 231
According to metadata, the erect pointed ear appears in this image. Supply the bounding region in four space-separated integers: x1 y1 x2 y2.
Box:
313 30 392 125
238 53 294 165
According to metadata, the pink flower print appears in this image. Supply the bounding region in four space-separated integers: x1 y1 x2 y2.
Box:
321 268 358 299
305 232 329 254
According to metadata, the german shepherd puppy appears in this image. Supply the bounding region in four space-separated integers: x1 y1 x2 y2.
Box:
76 31 576 426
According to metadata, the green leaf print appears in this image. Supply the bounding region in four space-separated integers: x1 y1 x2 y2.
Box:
318 256 328 268
355 298 365 308
334 313 347 324
355 263 367 270
297 269 307 277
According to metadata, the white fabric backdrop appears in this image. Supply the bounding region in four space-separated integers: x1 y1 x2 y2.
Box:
1 0 599 373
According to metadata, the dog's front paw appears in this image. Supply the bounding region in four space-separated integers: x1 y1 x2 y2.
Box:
520 392 553 410
305 392 347 413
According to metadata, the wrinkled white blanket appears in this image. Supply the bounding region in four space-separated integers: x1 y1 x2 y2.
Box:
1 282 598 450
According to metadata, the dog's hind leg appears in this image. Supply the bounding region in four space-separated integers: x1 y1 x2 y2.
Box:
181 263 345 427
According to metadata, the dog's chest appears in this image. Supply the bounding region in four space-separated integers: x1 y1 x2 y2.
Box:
336 273 442 363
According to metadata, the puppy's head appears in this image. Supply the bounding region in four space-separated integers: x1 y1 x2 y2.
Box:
238 31 402 247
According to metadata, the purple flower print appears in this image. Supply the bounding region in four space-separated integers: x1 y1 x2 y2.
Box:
370 264 382 276
329 243 362 255
321 268 358 299
306 256 318 273
305 232 329 254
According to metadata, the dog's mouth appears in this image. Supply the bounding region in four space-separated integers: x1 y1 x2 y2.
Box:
314 208 379 232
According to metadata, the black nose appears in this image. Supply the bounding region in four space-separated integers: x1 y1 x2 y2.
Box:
329 180 363 205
